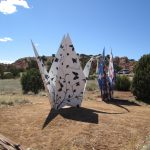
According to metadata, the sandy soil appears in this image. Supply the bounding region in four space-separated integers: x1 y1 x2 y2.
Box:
0 91 150 150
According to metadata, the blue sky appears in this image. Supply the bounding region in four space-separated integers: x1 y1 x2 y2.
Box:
0 0 150 63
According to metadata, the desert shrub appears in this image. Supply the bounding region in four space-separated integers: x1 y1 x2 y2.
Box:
6 66 20 78
0 100 14 106
14 99 30 105
115 75 131 91
0 97 29 106
21 68 44 94
132 54 150 103
88 74 97 80
3 72 14 79
28 59 38 69
114 64 122 72
0 65 4 79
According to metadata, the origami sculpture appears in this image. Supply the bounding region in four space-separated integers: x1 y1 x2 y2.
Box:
31 34 93 109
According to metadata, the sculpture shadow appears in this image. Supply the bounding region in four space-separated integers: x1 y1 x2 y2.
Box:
104 98 140 112
42 106 124 129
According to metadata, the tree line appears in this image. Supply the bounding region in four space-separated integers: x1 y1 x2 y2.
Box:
1 54 149 103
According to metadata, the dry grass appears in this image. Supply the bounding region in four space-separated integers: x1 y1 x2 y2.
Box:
0 79 30 107
0 92 150 150
0 95 30 107
86 80 98 91
0 79 22 94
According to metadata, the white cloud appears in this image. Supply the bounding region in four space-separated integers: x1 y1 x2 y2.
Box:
0 0 29 15
0 37 13 42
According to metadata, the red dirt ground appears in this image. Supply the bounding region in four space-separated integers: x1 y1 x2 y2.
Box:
0 91 150 150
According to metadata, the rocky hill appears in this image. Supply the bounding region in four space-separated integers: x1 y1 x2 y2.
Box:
0 54 136 73
11 56 53 70
114 56 136 72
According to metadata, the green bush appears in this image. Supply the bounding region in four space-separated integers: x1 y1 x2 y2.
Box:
0 65 4 79
132 54 150 103
88 74 97 80
115 75 131 91
27 59 38 70
6 66 20 78
21 68 44 94
3 72 14 79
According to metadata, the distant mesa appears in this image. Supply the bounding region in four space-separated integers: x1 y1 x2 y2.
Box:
0 55 136 73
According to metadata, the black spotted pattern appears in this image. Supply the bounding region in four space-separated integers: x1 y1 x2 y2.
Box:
55 58 59 62
72 72 79 80
58 81 64 92
60 45 63 48
72 58 77 63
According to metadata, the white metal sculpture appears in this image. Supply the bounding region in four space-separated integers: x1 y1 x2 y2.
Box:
31 34 94 109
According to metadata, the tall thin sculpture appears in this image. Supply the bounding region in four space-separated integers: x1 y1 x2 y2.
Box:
97 49 115 101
